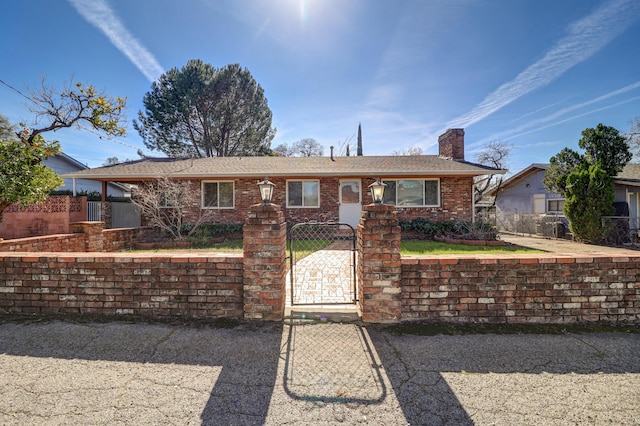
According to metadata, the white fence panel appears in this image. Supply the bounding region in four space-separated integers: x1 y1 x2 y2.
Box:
87 202 102 221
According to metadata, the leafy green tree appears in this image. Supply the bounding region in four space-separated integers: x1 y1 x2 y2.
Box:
134 60 275 158
0 80 127 225
544 124 630 242
0 136 63 223
579 123 630 176
545 124 630 196
543 147 585 196
563 164 614 242
21 80 126 146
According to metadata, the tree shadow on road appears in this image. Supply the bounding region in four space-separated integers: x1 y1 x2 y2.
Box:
367 327 640 425
0 319 283 425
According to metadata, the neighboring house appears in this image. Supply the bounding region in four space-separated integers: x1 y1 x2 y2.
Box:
44 152 130 197
489 164 565 216
61 129 505 228
489 163 640 234
612 163 640 223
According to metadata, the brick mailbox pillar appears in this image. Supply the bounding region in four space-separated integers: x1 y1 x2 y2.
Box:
358 204 402 323
243 203 287 321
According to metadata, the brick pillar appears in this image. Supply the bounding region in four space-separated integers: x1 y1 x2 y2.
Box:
357 204 402 323
101 201 112 229
71 221 105 252
243 203 287 321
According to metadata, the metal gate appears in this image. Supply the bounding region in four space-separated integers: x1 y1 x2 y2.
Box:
288 222 357 305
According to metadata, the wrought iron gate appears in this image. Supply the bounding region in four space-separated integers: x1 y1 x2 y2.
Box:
288 222 357 305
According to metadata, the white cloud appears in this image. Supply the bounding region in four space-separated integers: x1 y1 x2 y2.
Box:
68 0 164 82
445 0 640 131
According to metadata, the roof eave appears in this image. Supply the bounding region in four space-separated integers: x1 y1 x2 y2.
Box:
61 168 506 180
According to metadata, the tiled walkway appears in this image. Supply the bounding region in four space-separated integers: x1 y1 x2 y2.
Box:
286 241 356 307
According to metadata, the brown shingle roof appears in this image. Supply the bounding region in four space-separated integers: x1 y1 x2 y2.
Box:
61 155 504 181
615 163 640 181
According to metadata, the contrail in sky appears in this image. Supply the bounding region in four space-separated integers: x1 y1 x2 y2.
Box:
445 0 640 131
479 81 640 145
68 0 164 82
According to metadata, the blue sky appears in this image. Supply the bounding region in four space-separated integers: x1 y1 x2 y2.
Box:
1 0 640 175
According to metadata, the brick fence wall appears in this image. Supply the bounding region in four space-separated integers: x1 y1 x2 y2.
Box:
1 203 639 324
0 196 87 239
0 253 243 318
401 255 640 323
0 223 153 253
0 234 86 253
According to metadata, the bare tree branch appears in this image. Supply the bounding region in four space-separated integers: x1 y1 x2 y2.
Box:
131 177 217 240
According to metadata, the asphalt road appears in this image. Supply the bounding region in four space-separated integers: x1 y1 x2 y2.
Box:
1 319 638 425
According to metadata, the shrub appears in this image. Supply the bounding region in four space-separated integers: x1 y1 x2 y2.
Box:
401 217 498 241
187 223 244 246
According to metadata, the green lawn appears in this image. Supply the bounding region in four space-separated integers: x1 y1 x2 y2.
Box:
127 238 540 255
400 240 541 255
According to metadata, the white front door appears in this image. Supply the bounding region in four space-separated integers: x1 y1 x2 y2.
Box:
339 179 362 228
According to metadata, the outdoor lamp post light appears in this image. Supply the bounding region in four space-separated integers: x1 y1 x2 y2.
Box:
257 176 275 204
368 177 387 204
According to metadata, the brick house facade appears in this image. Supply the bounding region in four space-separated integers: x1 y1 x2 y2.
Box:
62 129 503 227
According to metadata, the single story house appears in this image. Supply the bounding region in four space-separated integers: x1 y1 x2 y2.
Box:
45 152 130 197
488 163 640 234
488 164 564 216
62 129 505 228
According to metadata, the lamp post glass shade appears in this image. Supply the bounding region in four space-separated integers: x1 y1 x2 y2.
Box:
257 177 275 204
369 178 387 204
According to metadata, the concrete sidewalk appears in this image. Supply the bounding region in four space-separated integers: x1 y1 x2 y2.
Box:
0 320 638 425
500 233 640 255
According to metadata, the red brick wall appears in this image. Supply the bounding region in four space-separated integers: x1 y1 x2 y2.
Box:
160 176 473 226
0 196 87 239
0 253 244 318
438 128 465 160
0 224 153 253
401 255 640 323
0 234 86 252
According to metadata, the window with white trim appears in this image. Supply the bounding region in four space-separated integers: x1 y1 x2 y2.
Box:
202 181 234 208
287 180 319 207
547 199 565 213
382 179 440 207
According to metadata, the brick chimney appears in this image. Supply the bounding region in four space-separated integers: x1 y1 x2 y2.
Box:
438 128 465 161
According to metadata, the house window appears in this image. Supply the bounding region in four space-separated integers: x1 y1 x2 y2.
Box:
159 192 175 208
202 181 234 208
382 179 440 207
287 180 319 207
547 199 565 213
